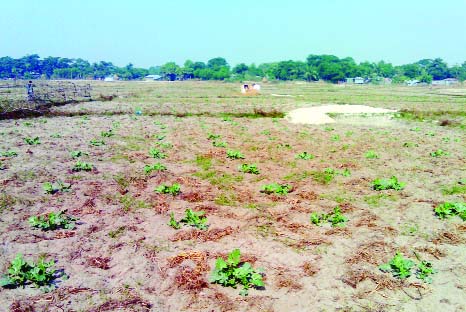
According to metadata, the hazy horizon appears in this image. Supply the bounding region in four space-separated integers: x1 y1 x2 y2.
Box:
2 0 466 67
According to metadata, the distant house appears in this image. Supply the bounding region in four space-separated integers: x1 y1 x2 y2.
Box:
144 74 162 81
432 78 459 86
346 77 365 84
406 79 420 86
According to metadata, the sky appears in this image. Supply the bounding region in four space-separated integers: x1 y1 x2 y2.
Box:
1 0 466 67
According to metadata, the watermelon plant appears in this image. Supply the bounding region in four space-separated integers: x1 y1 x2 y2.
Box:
210 249 264 296
372 176 405 191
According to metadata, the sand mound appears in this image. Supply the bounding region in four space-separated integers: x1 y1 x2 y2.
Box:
286 105 397 125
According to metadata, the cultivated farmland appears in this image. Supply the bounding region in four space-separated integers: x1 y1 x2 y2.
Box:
0 81 465 311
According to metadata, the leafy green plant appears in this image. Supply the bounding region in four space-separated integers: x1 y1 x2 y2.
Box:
213 141 227 147
144 163 167 174
226 150 245 159
415 260 437 283
372 176 405 191
434 202 466 220
70 150 88 158
28 210 77 231
155 141 173 149
207 133 221 140
149 148 166 159
50 133 61 138
0 161 4 170
331 134 340 142
42 181 71 194
403 142 419 148
261 183 291 195
295 152 314 160
379 252 414 279
430 149 449 157
310 207 348 227
24 137 40 145
0 150 18 157
168 212 181 229
89 139 105 146
239 164 260 174
101 129 114 137
180 209 208 230
365 150 379 159
72 161 93 171
155 183 180 195
155 134 166 141
209 249 264 296
0 254 57 288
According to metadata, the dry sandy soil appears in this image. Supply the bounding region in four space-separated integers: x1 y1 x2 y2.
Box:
0 81 465 312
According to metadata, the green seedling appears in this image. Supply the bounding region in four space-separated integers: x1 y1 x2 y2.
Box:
29 210 77 231
23 122 33 127
70 150 88 158
144 163 167 174
24 137 40 145
365 150 379 159
180 209 208 230
0 150 18 157
0 161 5 170
239 164 260 174
379 252 414 279
50 133 61 138
213 141 227 147
168 212 181 229
227 150 245 159
430 149 449 157
310 206 348 227
415 260 437 283
101 129 114 137
0 254 56 289
295 152 314 160
42 181 71 194
72 161 93 171
261 183 291 195
89 139 105 146
208 133 221 140
155 142 173 149
149 148 166 159
331 135 340 142
434 202 466 220
210 249 264 296
155 134 166 141
372 176 405 191
155 183 180 195
403 142 419 147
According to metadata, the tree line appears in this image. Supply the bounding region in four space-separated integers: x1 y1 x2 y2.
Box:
1 54 465 83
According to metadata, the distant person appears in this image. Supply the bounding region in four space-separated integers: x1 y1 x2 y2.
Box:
26 80 34 101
